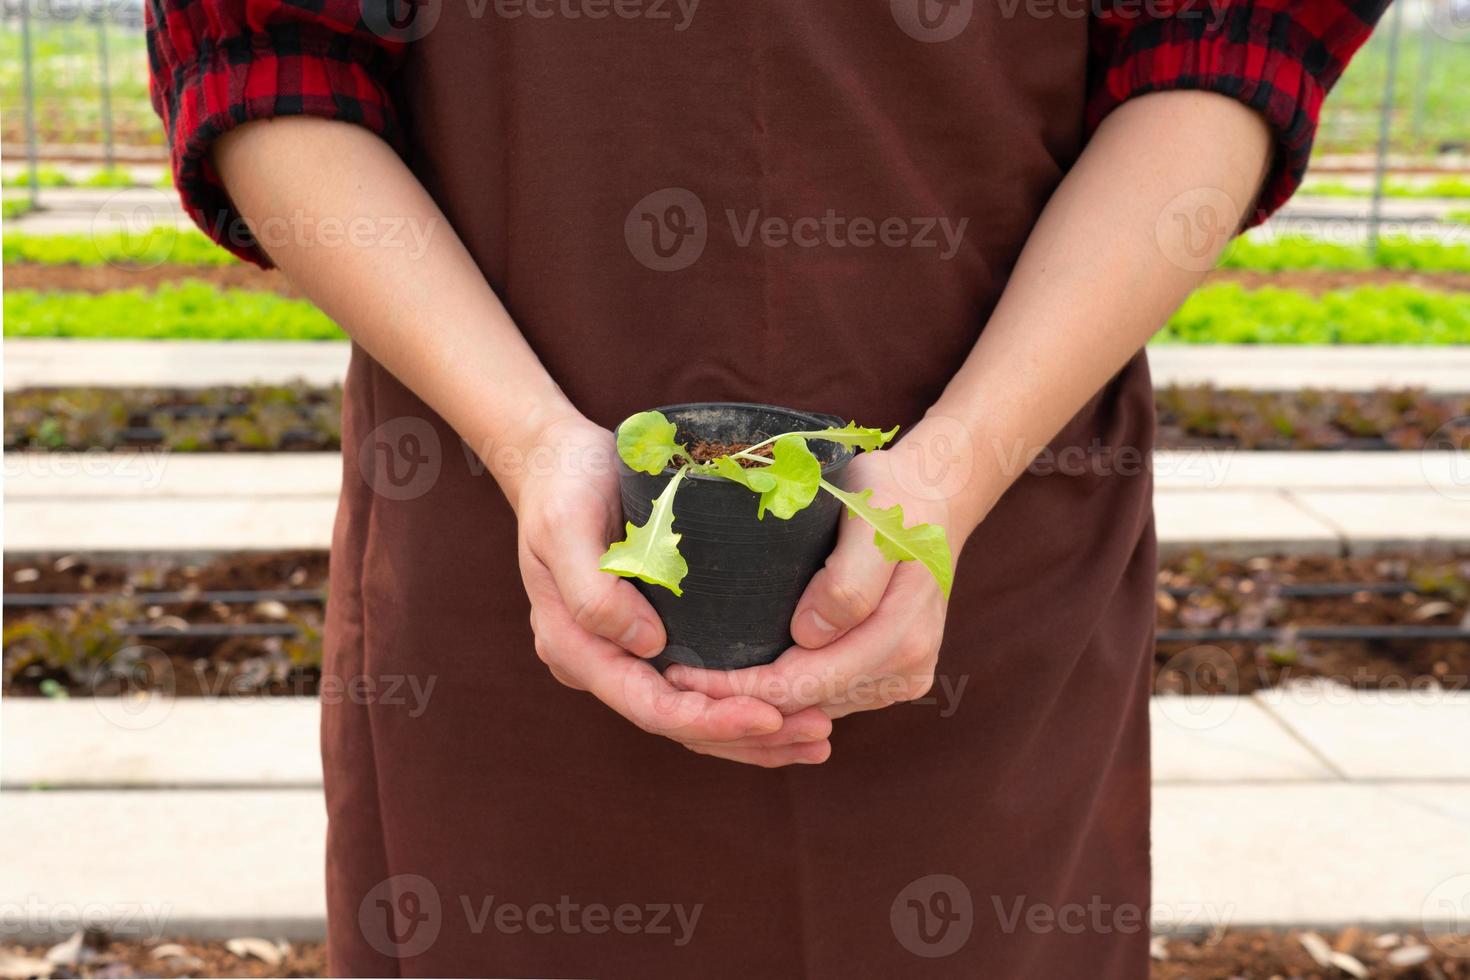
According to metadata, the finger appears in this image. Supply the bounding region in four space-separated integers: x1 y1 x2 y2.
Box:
534 516 667 658
683 706 832 748
671 566 936 714
535 597 784 741
665 642 881 714
790 516 897 649
684 739 833 768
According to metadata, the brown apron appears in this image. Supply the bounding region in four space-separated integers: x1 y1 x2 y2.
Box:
324 2 1157 976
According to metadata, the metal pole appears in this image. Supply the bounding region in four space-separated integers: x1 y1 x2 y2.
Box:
1368 0 1406 256
96 7 114 170
19 0 43 211
1410 6 1433 142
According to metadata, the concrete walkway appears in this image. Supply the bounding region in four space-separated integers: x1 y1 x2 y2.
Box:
11 340 1470 393
6 451 1467 556
1 691 1466 938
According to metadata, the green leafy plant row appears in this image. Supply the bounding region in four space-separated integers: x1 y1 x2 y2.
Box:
3 283 344 341
602 412 953 597
6 227 1470 273
1156 284 1470 345
3 228 238 267
1 165 138 189
1300 176 1470 199
1219 236 1470 272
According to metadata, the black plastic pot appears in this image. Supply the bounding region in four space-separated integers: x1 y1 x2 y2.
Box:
615 402 853 671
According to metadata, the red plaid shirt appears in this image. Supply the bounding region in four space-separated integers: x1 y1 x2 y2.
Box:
148 0 1389 266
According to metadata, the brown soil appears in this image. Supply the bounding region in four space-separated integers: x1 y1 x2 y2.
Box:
1153 929 1470 978
11 262 1470 298
685 438 772 467
3 262 300 296
1156 552 1470 695
1 936 325 978
2 930 1465 978
1205 267 1470 294
3 552 328 698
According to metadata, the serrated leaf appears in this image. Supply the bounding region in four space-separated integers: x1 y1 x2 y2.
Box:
599 468 689 595
819 481 953 597
803 422 898 452
616 410 684 475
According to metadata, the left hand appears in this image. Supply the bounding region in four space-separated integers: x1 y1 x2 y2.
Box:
665 420 983 720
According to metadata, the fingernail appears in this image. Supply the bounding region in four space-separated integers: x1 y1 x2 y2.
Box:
801 609 838 645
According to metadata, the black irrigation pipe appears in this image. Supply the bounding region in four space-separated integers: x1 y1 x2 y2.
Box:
3 588 324 608
1158 625 1470 644
1161 581 1454 598
117 623 301 639
10 581 1439 610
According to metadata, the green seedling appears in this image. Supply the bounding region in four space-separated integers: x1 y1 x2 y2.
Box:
599 411 952 598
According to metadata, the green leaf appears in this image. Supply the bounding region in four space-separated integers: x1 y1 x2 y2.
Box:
803 422 898 452
754 436 821 519
710 457 778 494
709 437 820 519
599 468 690 595
616 410 684 475
819 481 953 598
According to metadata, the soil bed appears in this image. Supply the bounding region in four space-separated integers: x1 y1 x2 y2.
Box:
3 263 299 296
10 262 1470 297
1209 266 1470 293
5 550 1468 697
684 437 772 467
2 929 1465 978
10 385 1470 453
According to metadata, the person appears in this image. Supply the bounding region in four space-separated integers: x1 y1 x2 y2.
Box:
148 0 1385 974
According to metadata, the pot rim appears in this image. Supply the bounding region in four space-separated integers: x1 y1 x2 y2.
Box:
618 401 857 481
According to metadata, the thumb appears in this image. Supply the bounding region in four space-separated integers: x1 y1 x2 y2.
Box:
791 513 896 649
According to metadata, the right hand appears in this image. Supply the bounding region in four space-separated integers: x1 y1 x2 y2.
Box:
508 414 833 767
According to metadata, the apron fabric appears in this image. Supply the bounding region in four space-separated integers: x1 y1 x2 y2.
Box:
323 3 1157 976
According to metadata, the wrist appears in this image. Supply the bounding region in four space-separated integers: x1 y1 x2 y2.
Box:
480 398 589 511
901 413 1009 539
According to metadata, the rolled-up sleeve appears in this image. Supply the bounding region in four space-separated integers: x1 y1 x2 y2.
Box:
1088 0 1391 223
147 0 407 265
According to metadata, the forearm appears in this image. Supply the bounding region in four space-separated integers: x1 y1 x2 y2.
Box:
212 116 577 507
929 91 1272 532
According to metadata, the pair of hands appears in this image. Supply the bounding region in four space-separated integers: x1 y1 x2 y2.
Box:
512 415 970 768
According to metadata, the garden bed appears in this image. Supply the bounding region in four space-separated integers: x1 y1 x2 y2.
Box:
0 928 1465 978
8 259 1470 298
9 384 1470 453
5 550 1467 698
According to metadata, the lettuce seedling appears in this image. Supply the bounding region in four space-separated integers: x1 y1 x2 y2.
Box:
599 411 953 598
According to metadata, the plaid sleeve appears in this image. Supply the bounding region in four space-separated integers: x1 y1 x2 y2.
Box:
1087 0 1391 223
146 0 407 265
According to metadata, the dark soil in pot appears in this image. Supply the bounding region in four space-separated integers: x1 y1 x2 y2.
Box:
614 402 854 671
